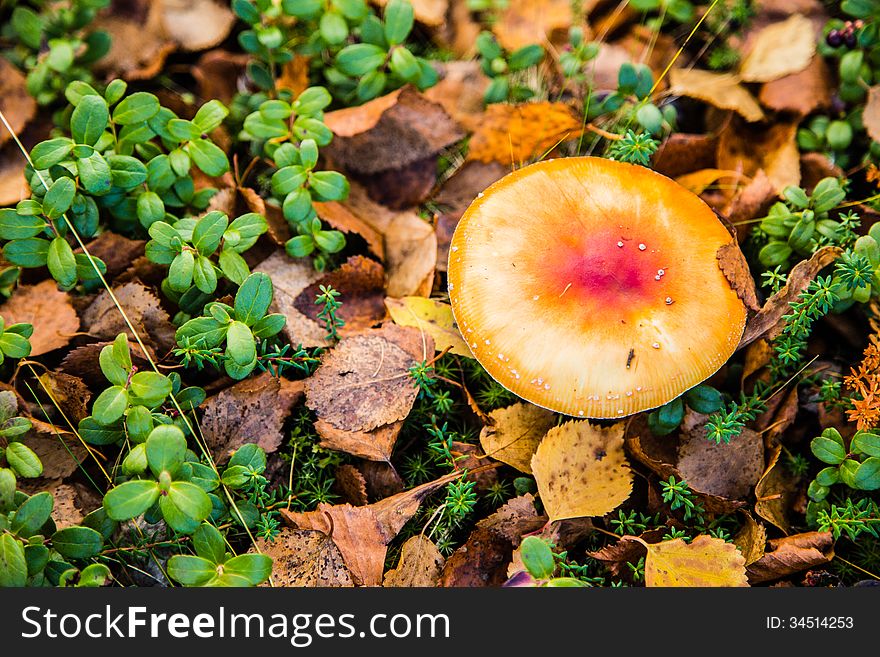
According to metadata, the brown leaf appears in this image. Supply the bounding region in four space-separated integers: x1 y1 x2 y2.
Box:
759 55 832 116
373 0 448 26
161 0 235 52
255 251 328 348
255 528 354 587
739 14 816 83
755 445 797 534
668 68 764 122
641 535 749 587
653 133 719 179
50 483 85 530
294 255 386 334
283 503 387 586
740 246 843 348
676 427 764 500
369 471 460 539
200 372 304 460
451 440 497 490
383 535 445 587
747 532 834 584
315 418 402 462
466 102 586 164
81 283 175 352
864 86 880 145
59 339 153 387
531 420 632 521
722 169 777 231
304 325 429 433
24 429 87 480
94 1 176 81
333 464 369 506
324 87 464 176
717 241 760 311
361 156 437 209
733 512 767 567
192 50 250 105
357 461 404 501
80 232 146 279
717 118 800 193
492 0 571 51
479 402 555 474
1 280 79 356
434 0 481 58
0 143 29 206
37 372 91 424
423 61 491 132
0 57 37 148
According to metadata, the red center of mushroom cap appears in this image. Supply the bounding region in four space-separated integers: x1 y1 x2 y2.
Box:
541 227 668 316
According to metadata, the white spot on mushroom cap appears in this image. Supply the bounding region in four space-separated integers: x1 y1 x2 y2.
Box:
638 243 646 251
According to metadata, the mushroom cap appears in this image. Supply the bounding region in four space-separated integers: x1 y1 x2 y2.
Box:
447 156 747 418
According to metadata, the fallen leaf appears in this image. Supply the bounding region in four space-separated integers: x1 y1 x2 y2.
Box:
733 512 767 567
305 325 429 433
492 0 571 51
333 464 368 506
450 440 497 490
23 429 87 481
0 143 29 206
373 0 448 26
864 86 880 145
801 153 844 191
676 427 764 500
255 251 328 348
160 0 235 52
255 528 354 587
531 420 632 521
357 461 404 501
653 133 719 179
755 445 797 534
675 169 744 196
747 531 834 584
423 61 491 132
467 102 586 165
640 535 749 587
370 471 460 538
740 246 843 348
79 232 146 279
81 283 175 352
200 372 305 459
383 535 445 587
192 50 250 105
295 256 386 335
315 418 403 462
0 57 37 148
58 339 153 387
739 14 816 83
434 0 481 58
717 241 760 311
717 118 800 193
759 55 832 116
722 169 777 230
478 402 555 474
385 296 470 357
324 87 464 176
94 1 176 81
37 372 91 424
1 280 79 356
668 68 764 123
50 483 85 530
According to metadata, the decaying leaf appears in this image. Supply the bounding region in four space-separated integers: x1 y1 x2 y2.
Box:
81 283 176 352
93 1 176 80
373 0 448 26
653 133 719 179
58 339 153 387
717 118 800 193
80 232 146 278
315 418 403 462
747 532 834 584
739 14 816 83
385 296 470 357
50 483 85 531
255 251 328 348
466 102 586 165
759 55 832 116
668 68 764 123
423 61 491 132
717 241 760 311
305 325 429 433
383 535 445 587
676 427 764 500
755 445 797 534
23 428 87 481
160 0 235 52
864 86 880 145
531 420 632 521
722 169 777 229
0 280 79 356
37 372 91 424
479 402 555 474
733 512 768 567
640 535 749 587
0 57 37 149
492 0 571 51
200 372 305 459
740 246 843 348
333 464 369 506
255 528 354 587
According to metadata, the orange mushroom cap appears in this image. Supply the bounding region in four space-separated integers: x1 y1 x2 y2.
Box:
447 156 747 419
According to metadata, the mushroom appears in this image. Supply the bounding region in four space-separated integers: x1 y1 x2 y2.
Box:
447 156 747 419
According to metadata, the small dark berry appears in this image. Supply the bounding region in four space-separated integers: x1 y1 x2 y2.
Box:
845 32 857 48
826 29 843 47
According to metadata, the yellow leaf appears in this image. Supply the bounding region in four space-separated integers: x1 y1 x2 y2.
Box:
479 402 556 474
385 296 471 357
739 14 816 83
640 535 749 587
530 420 632 521
668 68 764 122
674 169 746 195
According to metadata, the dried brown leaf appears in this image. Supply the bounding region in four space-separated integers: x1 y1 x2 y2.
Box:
759 55 832 116
383 535 445 587
717 118 800 193
255 251 328 348
492 0 571 51
739 14 816 83
81 283 175 352
733 512 767 566
755 445 797 534
255 528 354 587
161 0 235 52
314 418 402 462
747 531 834 584
0 57 37 148
333 464 369 506
717 241 760 311
373 0 448 26
864 86 880 145
37 372 91 424
677 427 764 500
668 69 764 122
1 280 79 356
479 402 555 474
423 61 490 132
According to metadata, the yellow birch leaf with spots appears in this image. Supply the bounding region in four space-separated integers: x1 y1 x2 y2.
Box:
480 402 555 474
385 296 471 357
639 535 749 587
530 420 632 521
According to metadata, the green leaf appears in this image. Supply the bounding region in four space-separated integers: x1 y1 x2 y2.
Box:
47 40 74 72
851 432 880 458
122 443 148 475
229 443 267 472
47 237 78 289
24 543 49 577
227 213 267 251
0 209 46 240
234 272 273 326
31 138 75 169
218 249 249 285
854 457 880 490
193 211 229 255
811 435 847 465
77 563 112 587
167 555 217 585
125 405 154 443
70 95 109 147
335 44 387 76
43 177 76 220
0 534 27 587
314 230 346 253
309 170 349 201
3 238 50 267
508 45 544 71
193 255 218 294
384 0 414 45
0 417 32 438
294 87 332 115
251 313 286 339
684 385 723 414
146 425 187 478
0 467 16 512
272 166 308 197
5 442 42 478
76 151 113 195
108 155 148 190
51 526 104 560
92 385 129 425
221 464 252 488
11 6 44 49
104 79 128 105
226 321 256 366
243 113 288 139
137 191 166 228
520 536 555 579
112 92 161 125
193 100 229 133
224 554 273 585
0 332 32 360
187 139 229 177
104 480 160 520
99 340 129 387
282 0 323 18
129 371 173 404
78 416 125 446
168 119 203 142
11 491 54 537
168 250 195 292
164 481 212 531
320 10 348 44
390 46 420 81
286 234 315 258
192 523 226 564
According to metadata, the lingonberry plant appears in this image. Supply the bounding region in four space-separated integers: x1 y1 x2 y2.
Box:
475 31 544 104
